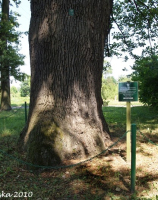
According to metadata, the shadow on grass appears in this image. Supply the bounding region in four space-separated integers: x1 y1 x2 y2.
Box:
1 132 158 199
0 106 158 199
139 132 158 145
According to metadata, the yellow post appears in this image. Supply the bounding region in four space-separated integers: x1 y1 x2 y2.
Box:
126 101 131 162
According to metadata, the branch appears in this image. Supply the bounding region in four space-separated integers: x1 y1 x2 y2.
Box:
112 17 128 46
137 0 157 10
133 0 157 23
132 0 155 50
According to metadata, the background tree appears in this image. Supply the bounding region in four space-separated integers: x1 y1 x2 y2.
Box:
10 85 18 97
102 76 117 104
118 75 131 83
104 0 158 107
110 0 158 60
0 0 25 110
101 62 117 105
20 76 30 97
0 0 10 110
132 54 158 107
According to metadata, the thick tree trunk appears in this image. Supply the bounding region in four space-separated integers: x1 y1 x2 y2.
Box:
0 0 11 111
19 0 113 166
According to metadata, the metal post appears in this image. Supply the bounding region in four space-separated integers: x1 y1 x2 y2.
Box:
126 101 131 162
131 123 136 193
25 101 27 123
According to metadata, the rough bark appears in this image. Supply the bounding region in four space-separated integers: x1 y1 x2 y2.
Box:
19 0 113 166
0 0 11 111
1 67 11 110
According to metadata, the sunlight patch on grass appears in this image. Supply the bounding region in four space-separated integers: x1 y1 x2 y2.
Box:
11 96 30 107
1 129 12 136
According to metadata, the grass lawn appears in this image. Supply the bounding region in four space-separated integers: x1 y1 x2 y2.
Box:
11 96 30 107
107 99 143 107
0 103 158 199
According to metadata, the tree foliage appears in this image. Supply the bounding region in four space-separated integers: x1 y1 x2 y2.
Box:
110 0 158 59
10 85 18 96
102 61 117 103
108 0 158 108
20 76 30 97
118 75 131 82
0 0 21 7
102 76 117 104
132 54 158 107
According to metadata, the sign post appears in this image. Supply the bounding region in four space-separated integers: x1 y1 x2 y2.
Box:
126 101 131 162
119 82 138 162
131 124 136 193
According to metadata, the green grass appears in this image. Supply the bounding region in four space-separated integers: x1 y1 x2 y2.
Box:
0 104 158 199
0 96 29 131
103 106 158 133
11 96 30 107
0 108 26 134
107 106 157 123
108 100 143 107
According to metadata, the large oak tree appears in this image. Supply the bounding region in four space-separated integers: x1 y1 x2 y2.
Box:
19 0 113 166
19 0 158 167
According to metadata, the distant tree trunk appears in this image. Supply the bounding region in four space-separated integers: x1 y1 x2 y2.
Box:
1 67 11 110
0 0 11 111
19 0 113 166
